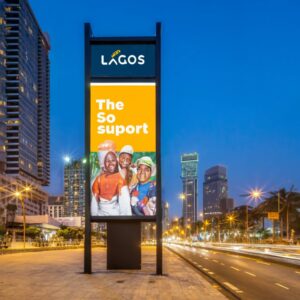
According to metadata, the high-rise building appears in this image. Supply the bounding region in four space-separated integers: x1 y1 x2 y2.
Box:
64 160 86 217
0 0 50 221
0 173 48 225
220 197 234 214
0 1 6 173
0 0 50 185
181 153 198 225
48 195 64 218
203 165 228 219
162 201 170 231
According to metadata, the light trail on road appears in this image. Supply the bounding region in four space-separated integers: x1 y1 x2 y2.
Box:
168 244 300 300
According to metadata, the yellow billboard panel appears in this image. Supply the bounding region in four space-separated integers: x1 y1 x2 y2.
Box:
90 83 156 152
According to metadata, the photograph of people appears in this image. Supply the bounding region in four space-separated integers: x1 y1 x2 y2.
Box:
130 156 156 216
118 145 138 192
91 140 132 216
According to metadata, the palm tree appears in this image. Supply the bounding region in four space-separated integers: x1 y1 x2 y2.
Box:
254 187 300 241
270 186 300 240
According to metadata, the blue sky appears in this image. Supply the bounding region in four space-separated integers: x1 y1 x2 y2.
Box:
30 0 300 217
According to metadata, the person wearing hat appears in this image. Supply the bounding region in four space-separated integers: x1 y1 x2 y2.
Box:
130 156 156 216
118 145 138 191
91 140 132 216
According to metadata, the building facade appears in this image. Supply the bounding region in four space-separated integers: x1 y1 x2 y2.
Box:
162 201 170 232
181 152 198 225
48 195 64 218
0 1 6 173
0 173 48 225
203 165 228 219
0 0 50 185
64 160 86 217
220 197 234 214
0 0 50 223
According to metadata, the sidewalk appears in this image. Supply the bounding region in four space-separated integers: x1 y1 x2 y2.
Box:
0 247 227 300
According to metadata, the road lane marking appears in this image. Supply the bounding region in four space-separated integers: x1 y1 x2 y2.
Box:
295 271 300 275
230 266 240 271
275 283 289 290
245 271 256 277
223 282 243 294
212 259 219 263
205 257 209 260
256 260 271 265
220 263 225 266
203 268 209 271
208 271 214 275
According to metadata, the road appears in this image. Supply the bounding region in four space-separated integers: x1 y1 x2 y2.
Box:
168 244 300 300
194 242 300 263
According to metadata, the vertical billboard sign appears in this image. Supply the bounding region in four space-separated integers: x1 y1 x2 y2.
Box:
89 43 157 219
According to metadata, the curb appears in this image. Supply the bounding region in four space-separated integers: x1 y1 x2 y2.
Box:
0 244 105 255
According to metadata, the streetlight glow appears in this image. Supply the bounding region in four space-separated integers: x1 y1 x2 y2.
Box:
179 193 186 200
63 155 71 163
249 188 264 201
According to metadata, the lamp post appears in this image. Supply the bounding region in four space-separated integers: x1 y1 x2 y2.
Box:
241 188 264 243
226 214 236 241
203 220 209 242
14 186 31 249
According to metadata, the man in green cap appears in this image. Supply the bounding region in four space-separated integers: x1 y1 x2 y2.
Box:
130 156 156 216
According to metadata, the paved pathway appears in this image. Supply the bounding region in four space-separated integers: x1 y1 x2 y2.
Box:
0 247 227 300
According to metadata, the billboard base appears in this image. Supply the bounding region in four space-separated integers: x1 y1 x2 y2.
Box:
107 221 141 270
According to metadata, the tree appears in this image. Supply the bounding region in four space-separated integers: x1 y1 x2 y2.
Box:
26 226 42 240
56 226 84 243
253 188 300 240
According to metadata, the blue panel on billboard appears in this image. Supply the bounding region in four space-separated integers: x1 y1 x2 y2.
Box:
91 44 155 78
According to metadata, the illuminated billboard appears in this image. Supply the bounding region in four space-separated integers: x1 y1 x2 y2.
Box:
90 82 156 217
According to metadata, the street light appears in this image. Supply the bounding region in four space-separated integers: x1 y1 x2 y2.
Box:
179 193 186 200
227 214 235 227
14 186 32 249
241 188 264 242
203 220 210 242
63 155 71 164
249 188 264 201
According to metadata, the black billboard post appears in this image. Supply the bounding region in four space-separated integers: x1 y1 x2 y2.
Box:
84 23 162 274
84 22 92 274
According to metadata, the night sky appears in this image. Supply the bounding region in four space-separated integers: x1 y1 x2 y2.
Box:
30 0 300 218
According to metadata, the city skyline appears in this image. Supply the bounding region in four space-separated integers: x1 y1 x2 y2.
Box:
29 0 300 218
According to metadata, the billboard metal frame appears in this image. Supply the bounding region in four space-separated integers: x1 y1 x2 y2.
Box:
84 23 162 275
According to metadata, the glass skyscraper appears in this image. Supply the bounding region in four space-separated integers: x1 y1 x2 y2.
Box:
203 165 228 219
0 0 50 185
181 152 198 225
64 160 86 217
0 0 50 223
